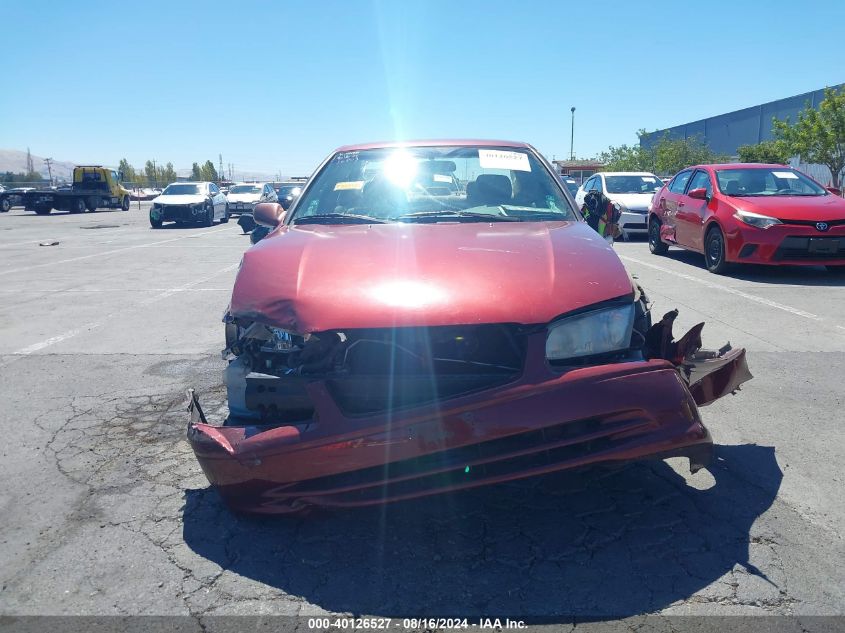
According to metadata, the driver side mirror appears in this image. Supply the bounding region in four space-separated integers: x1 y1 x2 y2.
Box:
254 202 286 228
826 186 842 196
688 187 709 201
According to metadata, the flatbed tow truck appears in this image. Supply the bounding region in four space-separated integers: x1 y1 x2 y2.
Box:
0 166 132 215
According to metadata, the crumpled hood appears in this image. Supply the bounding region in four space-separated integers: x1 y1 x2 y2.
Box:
228 193 261 203
607 192 657 211
153 194 206 205
727 193 845 221
229 221 634 332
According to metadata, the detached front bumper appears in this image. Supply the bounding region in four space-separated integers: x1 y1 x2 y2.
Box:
187 337 750 514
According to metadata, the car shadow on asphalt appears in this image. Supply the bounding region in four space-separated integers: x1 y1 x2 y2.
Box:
182 443 781 618
660 249 843 286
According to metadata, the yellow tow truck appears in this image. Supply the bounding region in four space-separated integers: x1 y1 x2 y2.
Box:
4 166 133 215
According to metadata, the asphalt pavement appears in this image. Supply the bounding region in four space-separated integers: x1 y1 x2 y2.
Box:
0 205 843 625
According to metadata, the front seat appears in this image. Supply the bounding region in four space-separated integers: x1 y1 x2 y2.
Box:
724 180 740 195
467 174 512 207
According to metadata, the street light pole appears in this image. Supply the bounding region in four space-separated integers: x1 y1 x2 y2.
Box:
570 107 576 161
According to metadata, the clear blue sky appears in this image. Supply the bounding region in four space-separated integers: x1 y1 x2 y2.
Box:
1 0 843 177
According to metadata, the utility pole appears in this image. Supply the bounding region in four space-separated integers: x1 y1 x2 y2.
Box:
570 107 576 161
43 158 53 186
152 159 157 188
219 154 223 184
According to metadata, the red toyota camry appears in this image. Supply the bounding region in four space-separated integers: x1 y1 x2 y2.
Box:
186 140 751 514
649 163 845 274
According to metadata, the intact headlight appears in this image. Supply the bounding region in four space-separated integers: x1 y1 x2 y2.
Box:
545 304 635 361
734 209 781 229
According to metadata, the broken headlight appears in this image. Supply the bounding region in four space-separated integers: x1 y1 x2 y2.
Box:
545 304 635 361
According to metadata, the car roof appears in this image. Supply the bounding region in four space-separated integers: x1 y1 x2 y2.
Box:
692 163 791 171
334 139 531 152
599 171 659 177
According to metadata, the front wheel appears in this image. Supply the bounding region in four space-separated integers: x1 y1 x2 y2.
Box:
201 205 214 227
704 226 729 274
34 205 52 215
70 197 86 214
0 197 10 213
220 204 230 223
648 217 669 255
121 195 130 211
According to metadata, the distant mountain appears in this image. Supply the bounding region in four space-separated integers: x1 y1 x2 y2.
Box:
0 149 77 181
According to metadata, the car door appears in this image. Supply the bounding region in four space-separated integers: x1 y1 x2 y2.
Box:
209 183 222 218
674 169 713 250
657 169 693 243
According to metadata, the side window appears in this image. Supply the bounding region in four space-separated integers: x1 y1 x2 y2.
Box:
210 184 219 194
594 176 604 192
687 170 712 195
583 177 595 191
668 170 693 194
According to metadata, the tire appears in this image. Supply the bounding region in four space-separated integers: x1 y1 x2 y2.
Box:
70 197 86 214
34 205 52 215
220 204 230 223
826 265 845 275
121 195 130 211
86 196 101 212
648 217 669 255
150 215 163 229
0 197 10 213
704 225 730 274
201 205 214 227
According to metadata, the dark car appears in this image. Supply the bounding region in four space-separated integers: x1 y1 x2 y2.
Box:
186 140 751 515
650 163 845 273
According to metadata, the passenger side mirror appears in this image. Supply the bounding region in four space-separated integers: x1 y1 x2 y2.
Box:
253 202 286 228
688 187 709 200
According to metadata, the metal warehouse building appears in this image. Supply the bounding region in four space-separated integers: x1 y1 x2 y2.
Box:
640 83 844 184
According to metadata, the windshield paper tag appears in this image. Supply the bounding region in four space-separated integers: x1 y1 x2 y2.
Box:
433 174 452 183
772 171 798 179
478 150 531 172
334 181 365 191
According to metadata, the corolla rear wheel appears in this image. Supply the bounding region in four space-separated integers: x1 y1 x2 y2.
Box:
648 217 668 255
704 226 729 274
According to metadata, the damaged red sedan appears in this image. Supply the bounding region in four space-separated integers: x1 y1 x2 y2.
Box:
187 140 752 514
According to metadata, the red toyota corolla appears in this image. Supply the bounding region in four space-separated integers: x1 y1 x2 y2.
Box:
186 140 751 514
649 163 845 274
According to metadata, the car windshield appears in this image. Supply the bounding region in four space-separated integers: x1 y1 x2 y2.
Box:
276 185 303 197
291 145 576 223
230 185 262 194
715 168 827 196
162 184 202 195
604 175 662 194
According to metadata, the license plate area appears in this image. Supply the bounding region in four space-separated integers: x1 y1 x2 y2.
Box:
809 238 839 254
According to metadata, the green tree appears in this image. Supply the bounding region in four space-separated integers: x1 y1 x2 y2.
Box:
596 143 647 172
144 160 159 186
191 163 202 181
773 87 845 188
161 162 177 185
199 160 218 182
737 140 791 164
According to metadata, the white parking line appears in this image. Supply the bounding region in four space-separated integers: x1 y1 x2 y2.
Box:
620 255 822 321
11 262 239 355
0 225 238 277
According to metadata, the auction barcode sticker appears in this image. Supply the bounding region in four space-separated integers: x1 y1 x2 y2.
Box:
478 150 531 172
